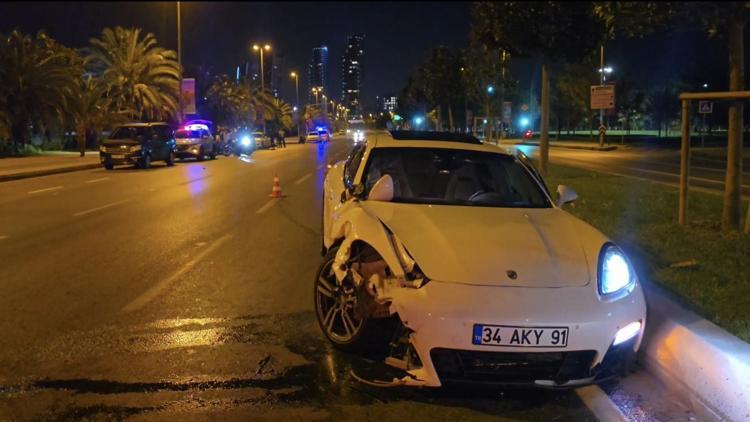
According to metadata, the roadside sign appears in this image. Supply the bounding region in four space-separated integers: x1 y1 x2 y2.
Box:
502 102 512 124
699 101 713 114
181 78 196 114
598 125 607 136
521 104 529 112
591 85 615 110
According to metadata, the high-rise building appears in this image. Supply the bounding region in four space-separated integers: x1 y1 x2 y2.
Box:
307 46 328 103
382 95 398 113
341 34 364 116
270 53 284 99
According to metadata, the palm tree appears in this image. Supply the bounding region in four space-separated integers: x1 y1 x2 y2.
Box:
69 75 130 157
207 74 255 127
0 30 81 151
265 98 294 135
87 27 179 121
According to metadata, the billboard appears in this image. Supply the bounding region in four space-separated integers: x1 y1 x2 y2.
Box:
181 78 196 115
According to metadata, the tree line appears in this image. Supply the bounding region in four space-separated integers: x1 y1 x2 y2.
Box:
0 26 296 156
397 1 748 232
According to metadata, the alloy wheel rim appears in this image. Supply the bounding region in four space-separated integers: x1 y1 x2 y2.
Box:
316 259 362 343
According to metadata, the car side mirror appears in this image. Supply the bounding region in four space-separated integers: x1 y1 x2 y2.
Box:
368 175 394 202
556 185 578 207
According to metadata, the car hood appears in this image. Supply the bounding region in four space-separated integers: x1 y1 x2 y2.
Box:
176 138 201 144
361 202 593 288
102 139 140 147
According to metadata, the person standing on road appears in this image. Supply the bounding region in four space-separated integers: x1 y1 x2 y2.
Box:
278 128 286 148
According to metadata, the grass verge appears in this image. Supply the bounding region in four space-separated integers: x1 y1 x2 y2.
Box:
546 164 750 342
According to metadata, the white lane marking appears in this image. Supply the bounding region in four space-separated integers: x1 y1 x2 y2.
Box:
294 173 313 185
28 186 63 194
85 177 109 184
73 200 129 217
0 235 8 240
576 385 626 421
256 198 279 214
122 234 232 312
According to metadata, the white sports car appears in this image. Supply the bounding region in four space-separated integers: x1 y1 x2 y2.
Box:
317 130 646 388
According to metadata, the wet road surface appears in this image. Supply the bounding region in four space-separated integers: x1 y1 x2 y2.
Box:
0 137 686 420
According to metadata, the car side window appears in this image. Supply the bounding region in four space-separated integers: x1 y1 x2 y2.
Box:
344 144 366 189
154 125 171 141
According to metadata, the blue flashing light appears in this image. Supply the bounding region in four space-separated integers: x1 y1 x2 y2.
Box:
414 116 423 125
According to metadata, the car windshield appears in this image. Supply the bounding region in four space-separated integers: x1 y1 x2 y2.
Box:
175 130 200 139
350 124 365 131
363 148 550 208
110 126 150 140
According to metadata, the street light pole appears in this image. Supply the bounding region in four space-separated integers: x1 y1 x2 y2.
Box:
599 44 604 148
252 44 271 91
177 1 182 124
291 71 300 137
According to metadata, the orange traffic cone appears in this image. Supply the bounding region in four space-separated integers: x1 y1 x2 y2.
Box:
269 174 285 198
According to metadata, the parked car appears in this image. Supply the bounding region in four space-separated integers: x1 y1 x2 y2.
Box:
316 130 646 388
175 123 217 161
306 128 330 143
99 123 176 170
523 129 534 139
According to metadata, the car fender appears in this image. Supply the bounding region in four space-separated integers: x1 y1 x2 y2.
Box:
329 204 406 283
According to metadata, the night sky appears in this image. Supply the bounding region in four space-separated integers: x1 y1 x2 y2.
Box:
0 1 736 114
0 1 472 109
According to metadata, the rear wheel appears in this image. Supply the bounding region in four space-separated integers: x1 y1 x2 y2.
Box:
166 151 175 166
210 145 217 160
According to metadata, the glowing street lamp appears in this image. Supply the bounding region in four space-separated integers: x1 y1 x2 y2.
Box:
252 43 271 90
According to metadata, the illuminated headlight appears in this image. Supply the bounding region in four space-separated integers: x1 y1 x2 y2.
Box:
240 136 252 147
99 145 106 152
130 145 142 152
346 129 351 134
598 244 636 296
613 321 641 346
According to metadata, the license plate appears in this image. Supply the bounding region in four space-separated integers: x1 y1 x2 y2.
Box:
472 324 569 348
111 154 125 159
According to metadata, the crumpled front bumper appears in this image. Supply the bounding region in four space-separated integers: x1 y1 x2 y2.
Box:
386 280 646 388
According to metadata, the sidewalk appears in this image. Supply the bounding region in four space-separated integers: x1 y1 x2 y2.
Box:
498 138 620 151
0 151 101 182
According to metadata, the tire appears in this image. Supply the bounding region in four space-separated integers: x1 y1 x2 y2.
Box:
139 154 151 169
210 145 217 160
103 162 114 170
196 147 205 161
314 246 379 352
166 151 175 166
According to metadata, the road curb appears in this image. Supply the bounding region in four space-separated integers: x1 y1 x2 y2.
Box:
576 385 626 421
518 142 618 152
0 163 100 183
640 281 750 421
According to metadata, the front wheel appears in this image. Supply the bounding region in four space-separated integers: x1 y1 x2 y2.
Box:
196 147 205 161
315 247 371 352
210 146 217 160
166 151 175 166
103 162 114 170
139 154 151 169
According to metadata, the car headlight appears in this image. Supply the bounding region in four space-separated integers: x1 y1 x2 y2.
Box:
598 243 636 296
240 136 252 147
130 145 142 152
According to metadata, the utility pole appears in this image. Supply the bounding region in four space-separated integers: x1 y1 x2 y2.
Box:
599 44 604 148
177 1 182 124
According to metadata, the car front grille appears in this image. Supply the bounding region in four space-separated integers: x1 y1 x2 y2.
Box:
105 147 130 153
430 348 597 385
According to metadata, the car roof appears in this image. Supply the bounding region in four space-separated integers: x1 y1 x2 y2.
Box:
119 122 169 127
367 131 515 155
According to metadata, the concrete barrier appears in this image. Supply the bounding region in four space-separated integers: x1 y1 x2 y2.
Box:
640 282 750 421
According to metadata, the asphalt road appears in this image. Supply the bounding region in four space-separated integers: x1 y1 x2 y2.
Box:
513 144 750 198
0 136 685 420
